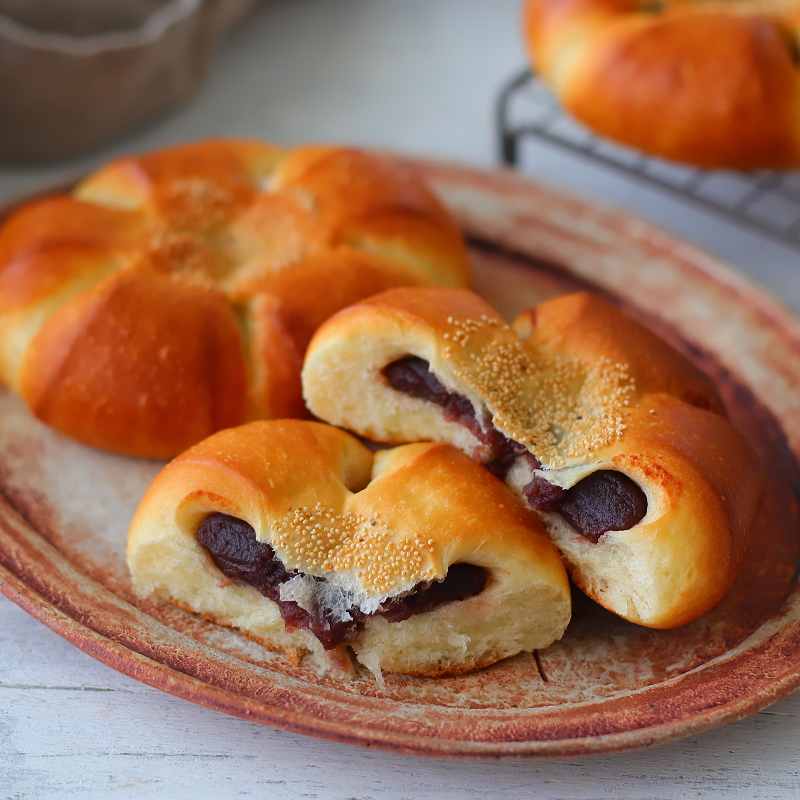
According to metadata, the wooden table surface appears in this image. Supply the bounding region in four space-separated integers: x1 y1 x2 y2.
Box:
2 1 800 797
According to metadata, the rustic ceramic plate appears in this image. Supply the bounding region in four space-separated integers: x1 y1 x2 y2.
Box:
2 159 800 759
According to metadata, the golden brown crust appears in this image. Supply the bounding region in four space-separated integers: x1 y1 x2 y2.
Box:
513 292 725 415
128 420 571 677
250 252 430 355
132 420 564 594
302 287 763 627
20 269 251 460
246 295 307 421
303 287 536 457
524 0 800 169
0 140 470 458
549 393 762 628
306 287 669 466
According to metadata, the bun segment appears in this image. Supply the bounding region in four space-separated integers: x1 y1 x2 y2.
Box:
127 419 571 678
302 287 764 628
0 140 469 458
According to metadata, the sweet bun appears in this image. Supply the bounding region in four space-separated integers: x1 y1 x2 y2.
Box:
302 287 763 628
127 419 571 678
0 140 470 458
524 0 800 169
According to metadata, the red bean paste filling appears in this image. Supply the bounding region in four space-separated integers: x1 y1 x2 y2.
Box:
196 512 488 650
382 356 539 478
383 356 648 541
551 471 647 543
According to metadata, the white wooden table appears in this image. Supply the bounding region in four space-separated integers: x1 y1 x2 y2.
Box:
3 2 800 796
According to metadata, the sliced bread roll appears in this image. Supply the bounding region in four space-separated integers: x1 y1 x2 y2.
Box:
302 287 763 628
128 419 571 678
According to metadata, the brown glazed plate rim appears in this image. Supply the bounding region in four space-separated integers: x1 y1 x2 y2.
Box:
2 156 800 758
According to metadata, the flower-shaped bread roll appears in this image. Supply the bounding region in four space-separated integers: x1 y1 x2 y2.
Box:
128 420 570 678
302 288 763 628
0 140 469 458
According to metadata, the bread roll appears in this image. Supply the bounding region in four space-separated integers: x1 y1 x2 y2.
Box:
0 140 470 458
302 287 763 627
127 419 571 678
524 0 800 169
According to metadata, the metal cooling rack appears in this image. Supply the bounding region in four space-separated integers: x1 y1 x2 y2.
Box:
497 68 800 249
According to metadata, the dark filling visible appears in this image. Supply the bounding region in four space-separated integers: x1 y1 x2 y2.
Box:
556 471 648 543
196 512 488 649
377 563 488 623
383 356 539 478
522 476 566 511
382 356 648 542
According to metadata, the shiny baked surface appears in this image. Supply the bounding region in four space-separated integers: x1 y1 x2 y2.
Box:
127 419 571 678
524 0 800 168
0 140 470 458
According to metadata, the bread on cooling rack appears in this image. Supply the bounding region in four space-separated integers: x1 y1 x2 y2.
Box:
127 419 571 679
302 287 764 628
0 139 470 459
524 0 800 169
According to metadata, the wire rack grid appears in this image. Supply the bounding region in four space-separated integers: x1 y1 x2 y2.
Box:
497 68 800 250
